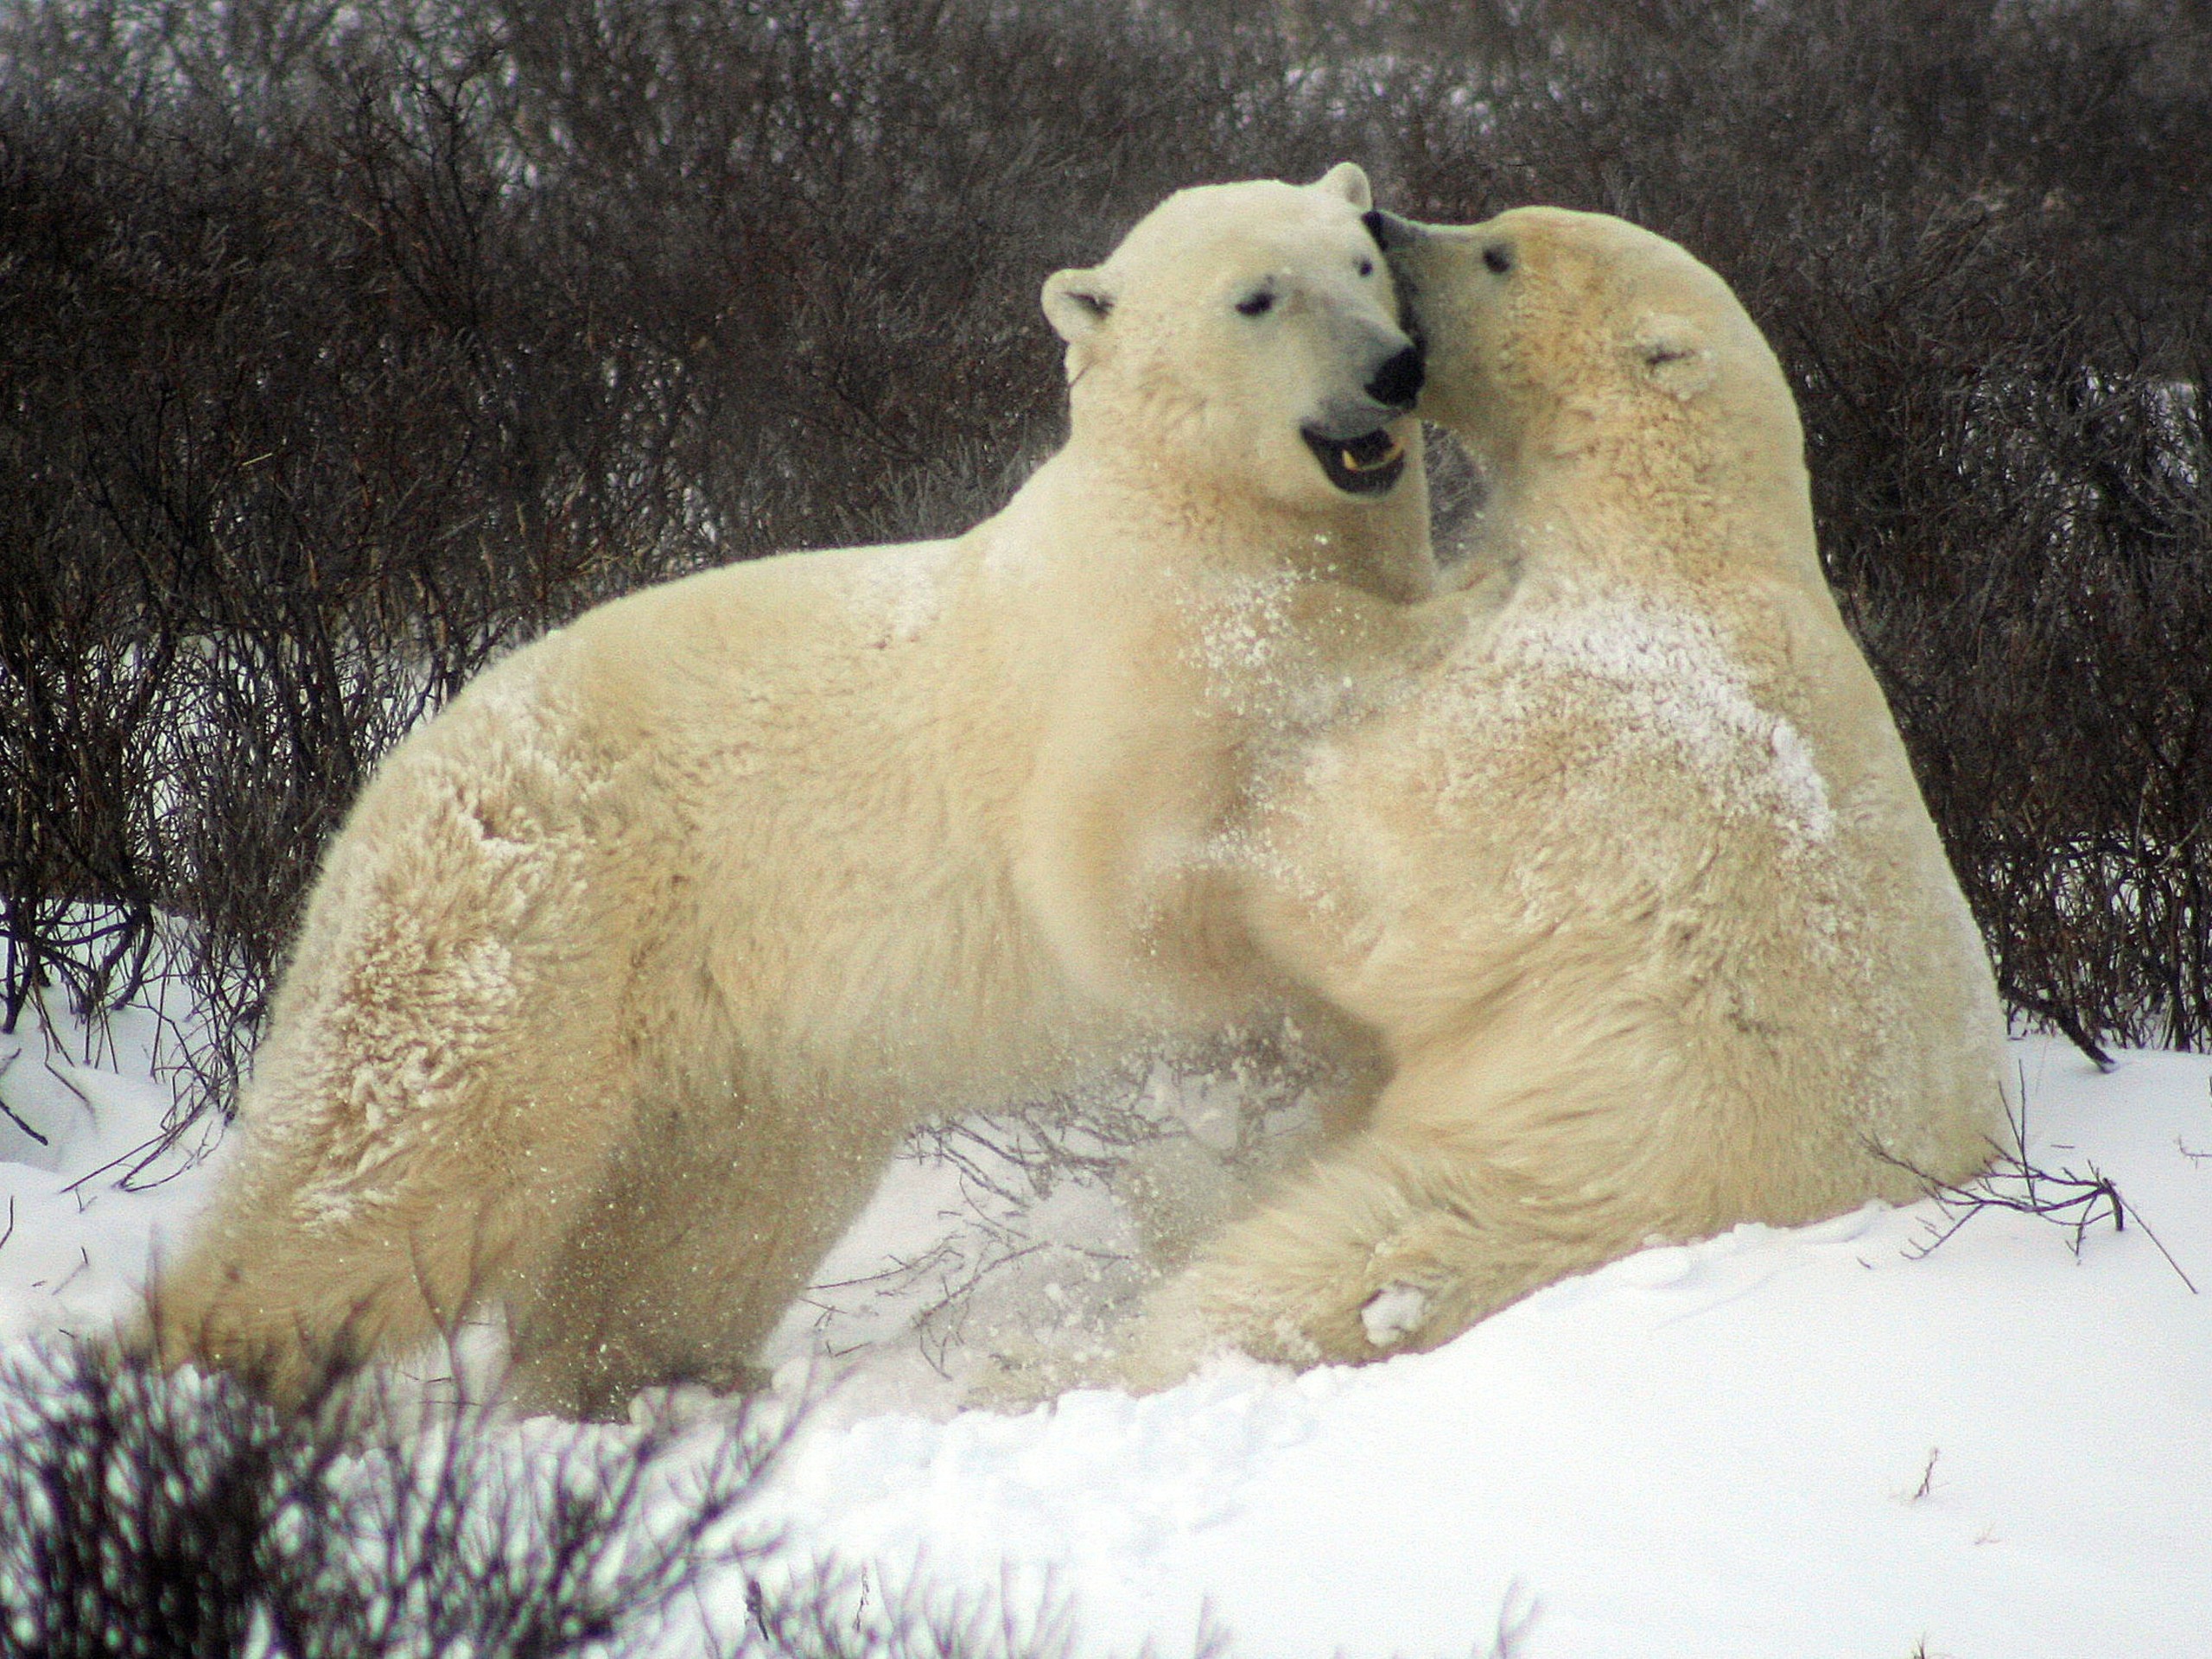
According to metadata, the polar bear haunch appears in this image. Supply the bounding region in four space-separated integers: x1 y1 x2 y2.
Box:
1119 207 2015 1383
149 165 1454 1419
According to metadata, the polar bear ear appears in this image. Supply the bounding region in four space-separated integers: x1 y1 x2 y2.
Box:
1311 162 1373 211
1632 313 1717 400
1043 267 1116 346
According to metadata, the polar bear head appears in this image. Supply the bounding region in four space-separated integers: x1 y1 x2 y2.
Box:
1043 164 1426 514
1366 205 1808 522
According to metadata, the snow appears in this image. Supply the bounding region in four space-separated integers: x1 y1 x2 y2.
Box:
3 971 2209 1656
1357 1281 1428 1348
0 985 223 1349
1478 594 1836 847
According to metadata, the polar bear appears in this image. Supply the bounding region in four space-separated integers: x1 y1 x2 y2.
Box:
1118 207 2014 1382
151 164 1452 1418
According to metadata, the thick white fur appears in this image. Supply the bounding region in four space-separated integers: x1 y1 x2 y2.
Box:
151 166 1453 1418
1119 207 2015 1382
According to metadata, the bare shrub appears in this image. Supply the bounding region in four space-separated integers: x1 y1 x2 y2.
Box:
0 1337 1216 1657
1878 1077 2200 1293
0 1337 775 1657
796 1022 1341 1376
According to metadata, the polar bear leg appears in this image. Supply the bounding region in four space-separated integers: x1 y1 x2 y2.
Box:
149 1078 632 1405
504 1084 916 1419
1116 1116 1642 1390
150 824 637 1400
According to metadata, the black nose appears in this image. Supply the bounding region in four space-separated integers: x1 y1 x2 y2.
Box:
1366 343 1425 411
1361 209 1421 251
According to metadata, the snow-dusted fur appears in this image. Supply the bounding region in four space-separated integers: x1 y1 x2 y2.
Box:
149 166 1452 1418
1120 207 2015 1382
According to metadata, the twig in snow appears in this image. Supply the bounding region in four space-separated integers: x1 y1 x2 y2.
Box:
0 1052 49 1147
1911 1447 1941 1501
48 1247 92 1300
41 1058 92 1108
2003 987 2117 1072
63 1129 180 1201
1873 1093 2198 1294
1481 1580 1541 1659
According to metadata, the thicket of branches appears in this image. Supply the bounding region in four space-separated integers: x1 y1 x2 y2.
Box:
3 0 2209 1115
0 1338 1190 1657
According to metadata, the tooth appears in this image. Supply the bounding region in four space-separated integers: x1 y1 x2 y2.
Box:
1340 435 1402 474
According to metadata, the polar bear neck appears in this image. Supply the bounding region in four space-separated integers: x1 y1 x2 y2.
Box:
1036 439 1439 606
1478 391 1918 849
1495 398 1826 606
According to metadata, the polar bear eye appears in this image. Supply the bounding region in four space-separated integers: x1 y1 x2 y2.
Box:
1357 257 1375 277
1483 244 1515 275
1236 289 1275 317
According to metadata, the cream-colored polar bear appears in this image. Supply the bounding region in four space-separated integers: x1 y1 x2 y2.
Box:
1120 207 2014 1381
152 165 1451 1418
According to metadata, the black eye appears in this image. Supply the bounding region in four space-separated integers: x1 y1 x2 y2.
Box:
1357 257 1375 277
1483 244 1514 275
1236 290 1274 316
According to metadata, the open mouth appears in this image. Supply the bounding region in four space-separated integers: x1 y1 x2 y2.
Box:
1303 424 1408 496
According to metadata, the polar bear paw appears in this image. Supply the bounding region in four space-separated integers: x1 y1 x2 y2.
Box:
1358 1282 1431 1350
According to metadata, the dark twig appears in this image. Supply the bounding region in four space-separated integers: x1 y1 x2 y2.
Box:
1875 1094 2199 1294
2003 989 2118 1073
0 1052 49 1147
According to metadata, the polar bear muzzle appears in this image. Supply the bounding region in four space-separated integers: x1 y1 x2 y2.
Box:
1302 423 1409 495
1300 334 1422 495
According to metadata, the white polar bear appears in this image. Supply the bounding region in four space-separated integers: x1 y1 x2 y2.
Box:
1118 207 2015 1382
152 165 1452 1419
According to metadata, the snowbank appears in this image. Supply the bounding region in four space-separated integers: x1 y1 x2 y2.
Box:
3 981 2206 1657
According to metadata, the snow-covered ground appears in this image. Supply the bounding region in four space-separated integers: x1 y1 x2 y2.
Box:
3 976 2209 1657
